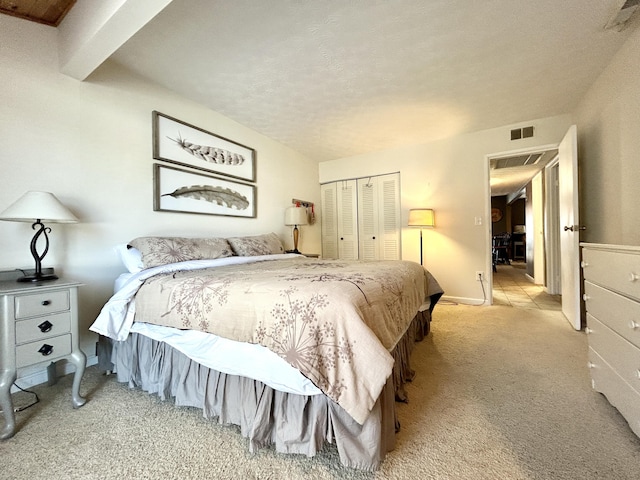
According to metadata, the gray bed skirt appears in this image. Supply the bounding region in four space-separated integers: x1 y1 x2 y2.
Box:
110 310 431 471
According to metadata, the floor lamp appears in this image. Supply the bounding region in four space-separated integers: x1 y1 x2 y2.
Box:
408 208 435 266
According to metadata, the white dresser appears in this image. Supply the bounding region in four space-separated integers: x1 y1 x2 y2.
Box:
0 276 86 440
581 243 640 438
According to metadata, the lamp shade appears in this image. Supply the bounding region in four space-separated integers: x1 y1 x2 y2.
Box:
0 191 77 223
408 208 435 227
285 205 308 226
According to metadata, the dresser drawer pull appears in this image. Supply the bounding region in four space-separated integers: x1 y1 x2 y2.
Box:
580 261 588 268
630 273 640 282
38 320 53 333
41 300 51 306
585 327 593 334
38 344 54 356
636 370 640 380
583 294 590 302
630 320 640 330
587 361 595 369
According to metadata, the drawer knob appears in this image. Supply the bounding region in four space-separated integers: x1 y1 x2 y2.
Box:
38 320 53 333
38 344 54 356
585 327 593 334
636 370 640 380
41 300 51 306
583 294 590 302
630 320 640 330
587 361 595 369
630 273 640 282
581 261 589 268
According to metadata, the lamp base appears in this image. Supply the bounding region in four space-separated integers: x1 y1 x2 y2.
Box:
17 273 58 283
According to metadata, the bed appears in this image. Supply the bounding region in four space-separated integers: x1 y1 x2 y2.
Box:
91 233 443 470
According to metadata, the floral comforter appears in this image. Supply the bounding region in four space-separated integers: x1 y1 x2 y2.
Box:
92 255 442 424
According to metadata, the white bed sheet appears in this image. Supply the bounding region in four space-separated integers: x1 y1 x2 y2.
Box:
103 255 322 396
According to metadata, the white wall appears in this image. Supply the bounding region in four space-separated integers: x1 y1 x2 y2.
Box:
319 115 572 304
0 15 321 375
574 24 640 246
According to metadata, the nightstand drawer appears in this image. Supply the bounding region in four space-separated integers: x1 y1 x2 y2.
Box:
15 334 72 368
14 290 70 318
15 312 72 344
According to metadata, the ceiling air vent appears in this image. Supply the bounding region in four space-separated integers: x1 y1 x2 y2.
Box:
491 153 543 170
510 126 534 141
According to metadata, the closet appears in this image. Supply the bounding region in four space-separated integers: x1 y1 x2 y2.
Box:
321 173 401 260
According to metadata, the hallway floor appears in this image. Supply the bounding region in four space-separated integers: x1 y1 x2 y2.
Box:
492 261 562 310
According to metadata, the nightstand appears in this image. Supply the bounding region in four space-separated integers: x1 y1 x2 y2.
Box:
0 276 86 440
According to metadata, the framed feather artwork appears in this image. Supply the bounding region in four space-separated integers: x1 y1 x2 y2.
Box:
153 111 256 182
153 164 256 218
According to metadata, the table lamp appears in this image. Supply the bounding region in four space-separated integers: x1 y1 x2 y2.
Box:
0 191 78 282
285 205 308 254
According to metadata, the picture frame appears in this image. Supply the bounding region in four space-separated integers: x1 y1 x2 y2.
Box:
153 111 256 182
153 163 256 218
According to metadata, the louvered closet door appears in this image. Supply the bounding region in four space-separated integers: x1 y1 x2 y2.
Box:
358 174 401 260
378 174 401 260
320 183 338 259
337 180 359 260
358 178 379 260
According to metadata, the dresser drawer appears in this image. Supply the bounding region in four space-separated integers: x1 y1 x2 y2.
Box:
589 347 640 438
15 333 72 368
587 315 640 395
585 281 640 348
14 290 70 319
15 312 72 345
582 247 640 301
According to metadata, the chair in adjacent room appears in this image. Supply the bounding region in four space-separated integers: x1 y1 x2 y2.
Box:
492 233 511 272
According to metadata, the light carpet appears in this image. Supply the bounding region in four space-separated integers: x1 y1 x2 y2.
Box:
1 303 640 479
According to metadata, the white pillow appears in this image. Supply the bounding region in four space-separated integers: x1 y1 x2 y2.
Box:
113 244 144 273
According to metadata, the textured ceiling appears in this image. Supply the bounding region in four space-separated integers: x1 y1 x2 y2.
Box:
108 0 636 167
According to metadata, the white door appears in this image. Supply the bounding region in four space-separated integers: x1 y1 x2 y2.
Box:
358 178 378 260
558 125 582 330
544 160 561 295
357 174 401 260
320 183 338 259
337 180 359 260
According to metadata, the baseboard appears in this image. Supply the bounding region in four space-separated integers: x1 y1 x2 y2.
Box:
440 294 488 306
10 355 98 393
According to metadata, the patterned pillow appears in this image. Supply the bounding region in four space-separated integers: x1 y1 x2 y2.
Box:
129 236 234 269
227 232 285 256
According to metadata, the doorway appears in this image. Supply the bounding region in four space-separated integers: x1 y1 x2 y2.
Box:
486 146 559 303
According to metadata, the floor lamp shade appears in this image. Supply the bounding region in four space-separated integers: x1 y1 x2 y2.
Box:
285 205 308 254
408 208 435 228
0 191 78 282
408 208 435 265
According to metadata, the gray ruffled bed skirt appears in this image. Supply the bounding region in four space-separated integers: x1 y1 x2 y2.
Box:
110 310 431 471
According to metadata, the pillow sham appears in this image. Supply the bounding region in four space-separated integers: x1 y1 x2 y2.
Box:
129 236 234 269
227 232 285 257
113 244 144 273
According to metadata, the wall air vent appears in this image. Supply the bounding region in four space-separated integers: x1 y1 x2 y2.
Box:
510 126 534 140
605 0 640 31
491 153 543 170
